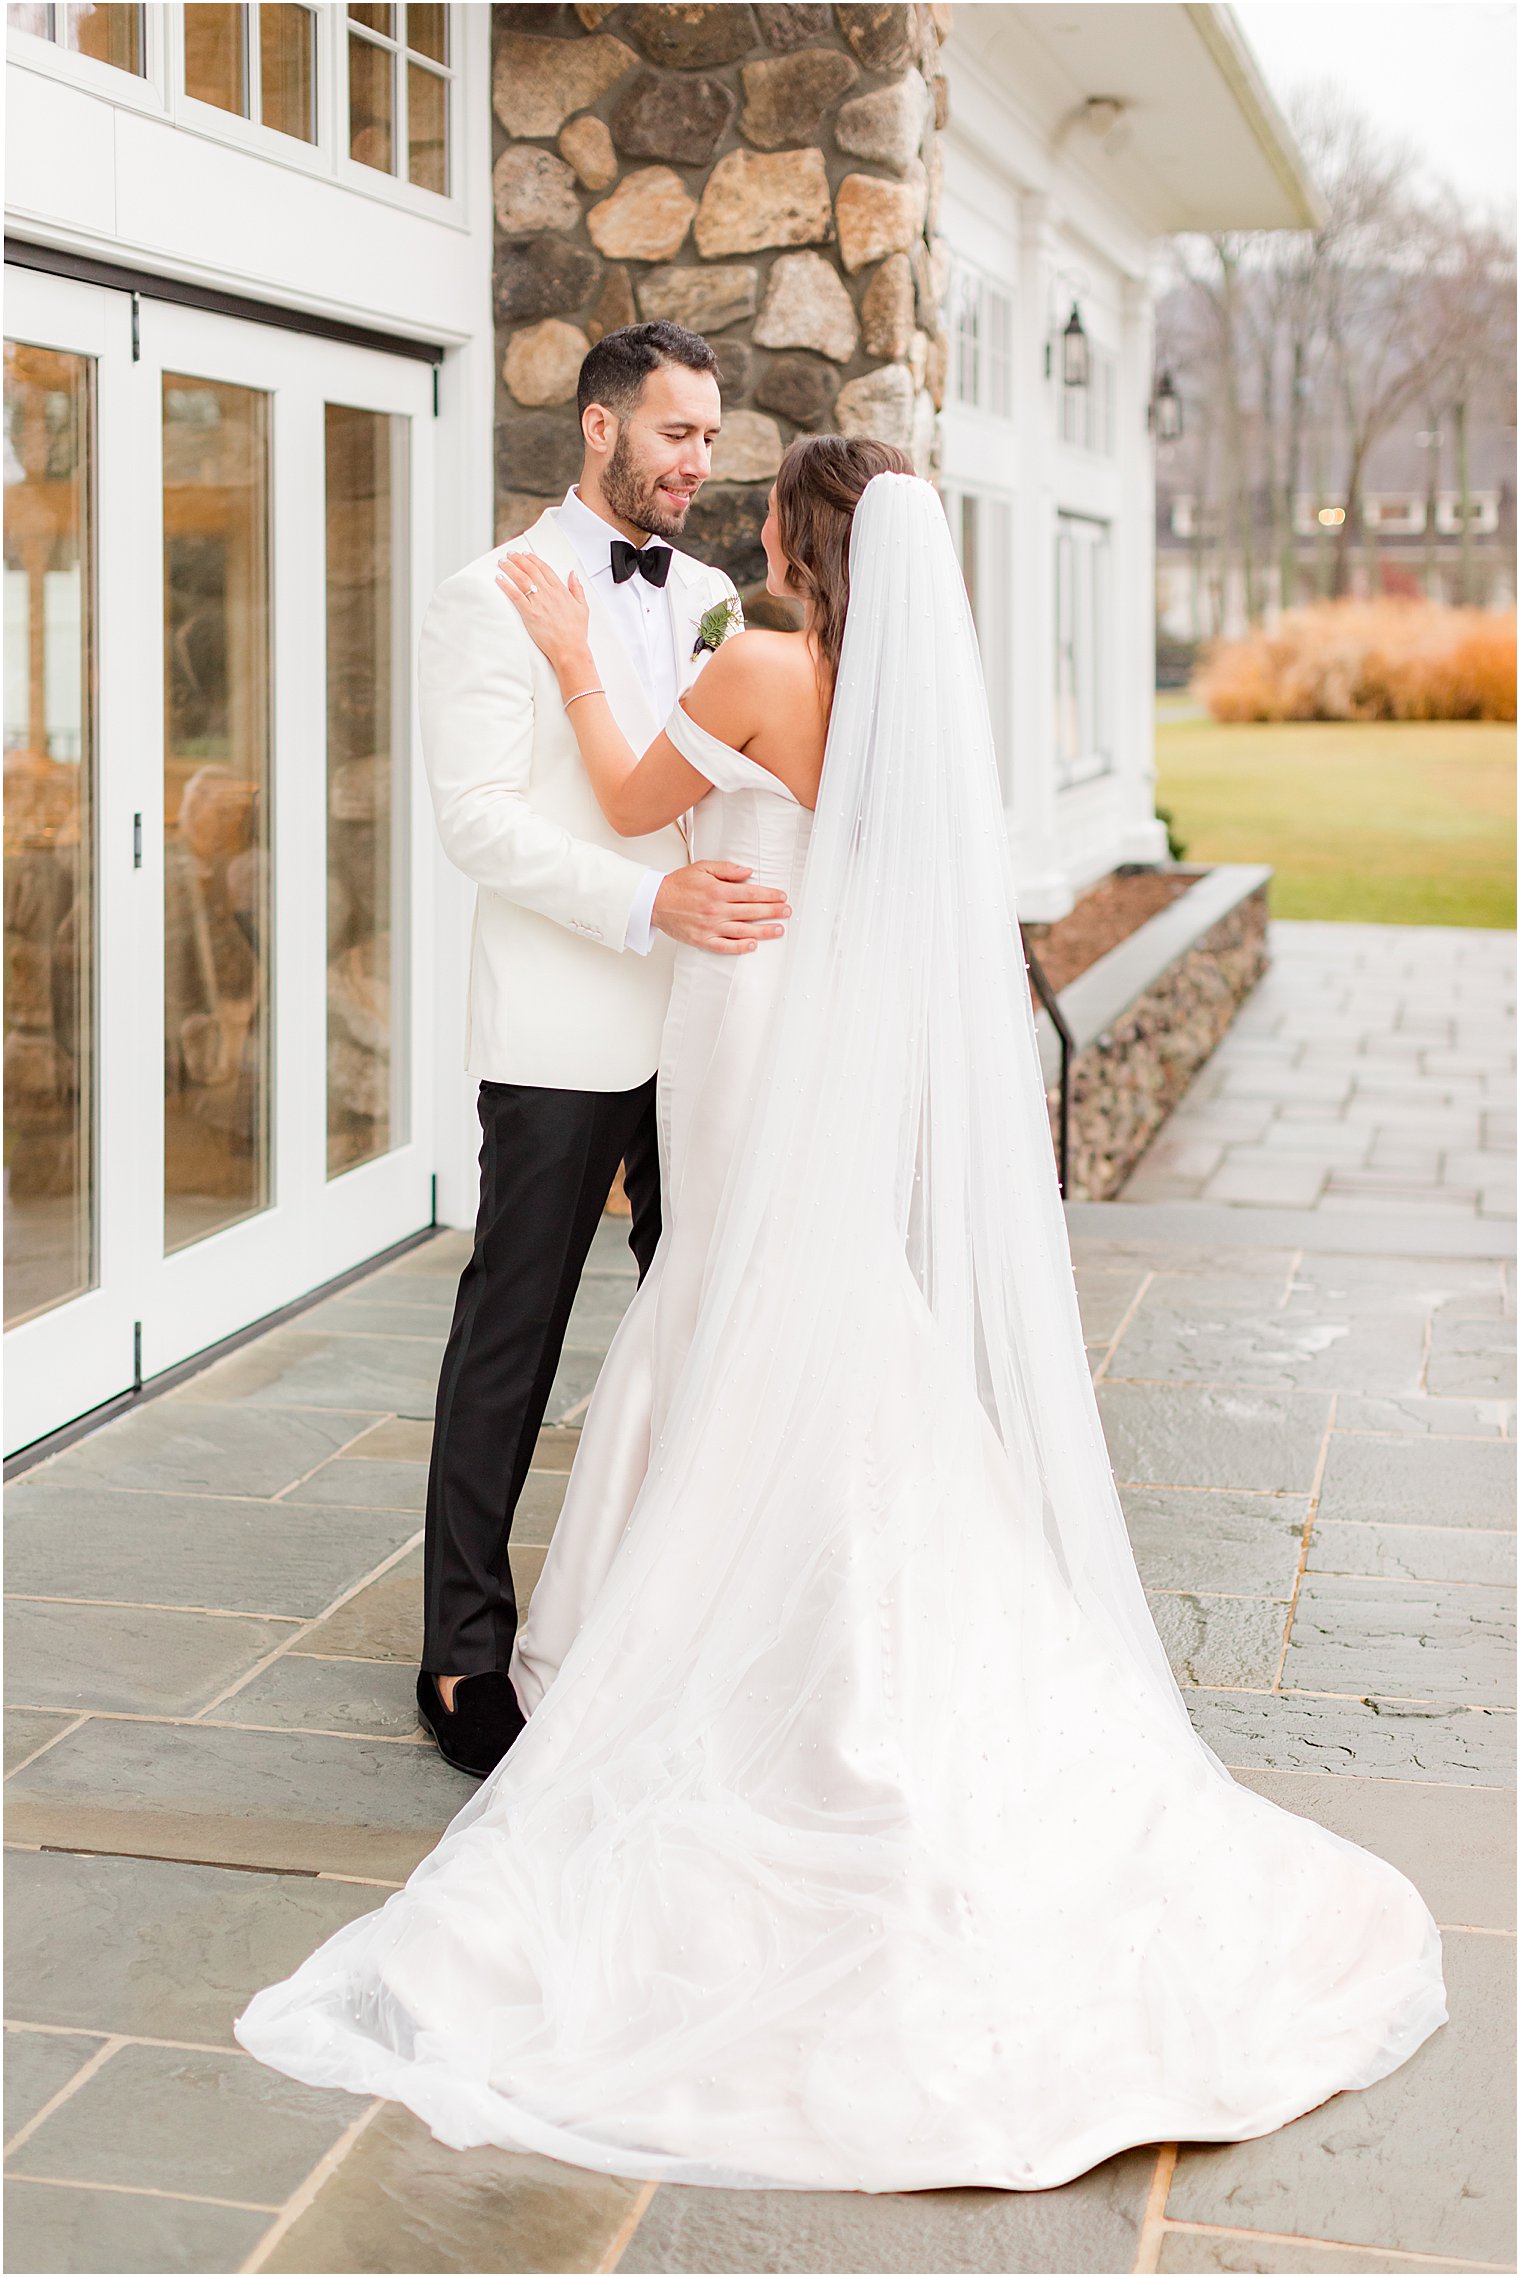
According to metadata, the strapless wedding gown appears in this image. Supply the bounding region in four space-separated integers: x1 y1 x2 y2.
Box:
233 701 1447 2193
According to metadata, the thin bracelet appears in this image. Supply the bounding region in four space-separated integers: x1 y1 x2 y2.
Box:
563 685 605 709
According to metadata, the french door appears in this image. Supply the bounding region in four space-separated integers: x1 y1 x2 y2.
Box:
4 263 437 1455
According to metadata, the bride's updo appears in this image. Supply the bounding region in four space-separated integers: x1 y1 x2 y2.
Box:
772 434 915 703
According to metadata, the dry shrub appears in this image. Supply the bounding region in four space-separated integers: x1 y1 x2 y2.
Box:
1195 599 1517 723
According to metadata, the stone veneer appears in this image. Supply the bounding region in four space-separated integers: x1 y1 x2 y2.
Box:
492 2 950 605
1046 871 1272 1202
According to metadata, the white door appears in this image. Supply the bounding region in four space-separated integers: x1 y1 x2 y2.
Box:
4 264 438 1455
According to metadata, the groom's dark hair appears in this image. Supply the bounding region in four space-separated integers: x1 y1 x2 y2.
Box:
576 322 720 421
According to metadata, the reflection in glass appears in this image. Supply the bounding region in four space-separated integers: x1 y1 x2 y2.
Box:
348 2 393 31
63 1 144 68
326 405 407 1177
8 4 145 70
260 2 316 141
3 343 95 1326
184 2 247 116
162 377 271 1251
959 493 978 619
348 30 392 173
407 60 446 194
408 3 446 62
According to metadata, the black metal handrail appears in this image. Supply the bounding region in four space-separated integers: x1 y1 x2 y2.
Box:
1021 928 1075 1200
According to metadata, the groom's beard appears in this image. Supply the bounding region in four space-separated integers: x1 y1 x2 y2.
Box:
602 428 697 541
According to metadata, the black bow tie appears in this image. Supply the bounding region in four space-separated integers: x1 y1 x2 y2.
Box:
609 537 672 588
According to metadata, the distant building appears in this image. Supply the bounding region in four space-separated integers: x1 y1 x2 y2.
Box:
3 2 1315 1453
1153 288 1517 661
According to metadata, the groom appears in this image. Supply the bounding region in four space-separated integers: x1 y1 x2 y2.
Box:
414 322 788 1777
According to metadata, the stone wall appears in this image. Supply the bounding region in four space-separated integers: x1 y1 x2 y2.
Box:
1057 881 1271 1201
492 2 950 604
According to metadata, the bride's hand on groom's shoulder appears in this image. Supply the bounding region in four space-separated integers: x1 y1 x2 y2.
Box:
495 552 593 686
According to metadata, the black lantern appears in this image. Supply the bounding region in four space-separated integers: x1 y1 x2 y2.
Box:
1152 369 1182 442
1061 301 1089 389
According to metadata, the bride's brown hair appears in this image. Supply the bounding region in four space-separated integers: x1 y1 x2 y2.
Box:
772 434 915 706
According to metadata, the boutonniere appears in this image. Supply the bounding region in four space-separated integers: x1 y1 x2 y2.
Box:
691 596 742 659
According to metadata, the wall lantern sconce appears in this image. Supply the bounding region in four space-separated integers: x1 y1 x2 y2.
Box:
1060 302 1088 389
1149 369 1182 442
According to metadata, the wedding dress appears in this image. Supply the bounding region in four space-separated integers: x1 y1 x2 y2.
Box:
233 473 1446 2192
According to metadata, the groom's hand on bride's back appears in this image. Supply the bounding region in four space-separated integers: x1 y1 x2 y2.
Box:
653 861 789 955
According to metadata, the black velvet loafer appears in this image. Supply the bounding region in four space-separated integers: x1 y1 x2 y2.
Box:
415 1667 526 1778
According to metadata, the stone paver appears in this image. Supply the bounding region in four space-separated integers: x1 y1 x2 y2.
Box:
4 1850 386 2044
618 2150 1159 2274
4 1485 420 1611
1 2181 271 2274
258 2102 645 2275
1121 921 1516 1219
4 1169 1513 2270
1165 1932 1515 2267
8 2039 372 2203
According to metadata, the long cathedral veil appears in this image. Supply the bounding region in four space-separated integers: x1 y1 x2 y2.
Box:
230 472 1446 2191
647 467 1233 1764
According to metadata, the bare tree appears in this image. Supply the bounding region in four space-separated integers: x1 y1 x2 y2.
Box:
1157 87 1514 623
1299 105 1460 596
1165 231 1261 623
1417 203 1517 600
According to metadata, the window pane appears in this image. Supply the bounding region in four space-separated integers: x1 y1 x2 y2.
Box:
7 7 54 38
3 342 95 1326
260 2 315 141
326 405 408 1178
406 2 446 61
349 2 393 32
161 377 271 1252
959 493 978 618
60 2 143 70
185 3 247 116
407 59 446 193
349 30 393 172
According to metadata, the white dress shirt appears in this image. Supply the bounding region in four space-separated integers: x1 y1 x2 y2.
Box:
554 483 678 956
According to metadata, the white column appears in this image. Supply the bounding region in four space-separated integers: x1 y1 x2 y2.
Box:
1115 270 1168 865
1009 188 1071 921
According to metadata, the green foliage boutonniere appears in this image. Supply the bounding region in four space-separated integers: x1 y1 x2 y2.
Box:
692 596 742 659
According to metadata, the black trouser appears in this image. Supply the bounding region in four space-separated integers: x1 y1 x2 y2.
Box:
421 1074 662 1676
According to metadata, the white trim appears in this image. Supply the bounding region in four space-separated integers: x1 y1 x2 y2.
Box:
5 6 170 116
167 2 331 186
7 3 467 230
3 269 443 1448
334 7 462 222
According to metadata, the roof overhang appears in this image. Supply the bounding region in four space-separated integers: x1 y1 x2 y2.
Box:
956 3 1325 235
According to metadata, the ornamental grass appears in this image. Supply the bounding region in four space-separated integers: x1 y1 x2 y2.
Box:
1195 598 1517 724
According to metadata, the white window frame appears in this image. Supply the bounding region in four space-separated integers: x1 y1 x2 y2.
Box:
1435 489 1500 537
5 1 170 113
5 4 463 223
944 255 1015 423
171 2 333 182
2 266 441 1453
944 479 1016 805
1363 493 1426 536
1053 511 1113 791
1057 343 1116 457
336 4 459 216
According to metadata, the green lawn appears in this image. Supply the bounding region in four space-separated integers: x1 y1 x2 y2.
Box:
1154 708 1516 928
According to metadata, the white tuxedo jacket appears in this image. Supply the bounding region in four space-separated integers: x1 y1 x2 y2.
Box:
418 507 741 1090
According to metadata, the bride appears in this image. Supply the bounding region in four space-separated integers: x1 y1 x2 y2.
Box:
234 442 1446 2193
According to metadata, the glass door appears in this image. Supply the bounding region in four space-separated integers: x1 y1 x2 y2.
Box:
3 268 436 1455
5 267 142 1448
